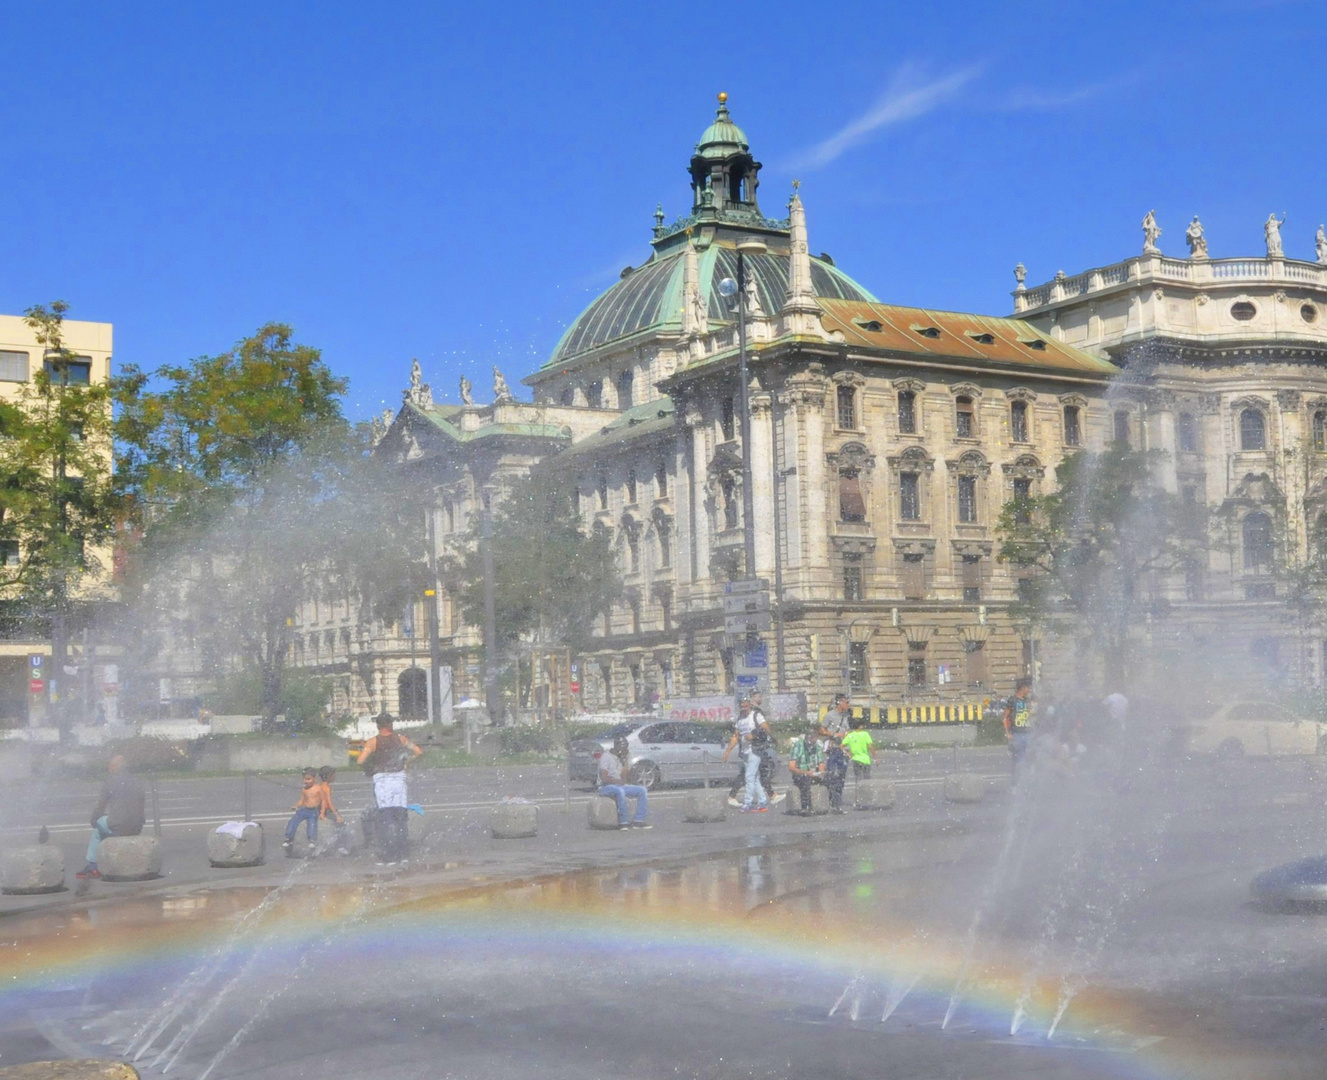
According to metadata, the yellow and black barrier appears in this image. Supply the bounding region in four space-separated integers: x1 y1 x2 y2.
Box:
818 702 985 727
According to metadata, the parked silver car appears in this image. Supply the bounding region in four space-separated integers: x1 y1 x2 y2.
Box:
568 720 734 789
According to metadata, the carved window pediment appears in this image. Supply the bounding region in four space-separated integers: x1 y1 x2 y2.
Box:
946 451 990 476
1002 454 1045 480
949 383 983 399
893 376 926 394
1058 392 1088 409
831 369 866 389
1005 386 1037 404
1230 395 1271 414
886 445 932 473
827 440 876 470
891 537 936 556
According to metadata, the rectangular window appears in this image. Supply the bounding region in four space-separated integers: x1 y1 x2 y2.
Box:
849 642 869 692
964 641 987 686
1113 410 1131 446
897 391 916 434
1184 560 1204 601
660 591 672 631
0 351 29 382
587 381 603 409
956 398 975 438
0 540 17 567
44 356 92 385
655 461 668 497
617 370 634 410
962 554 981 603
658 522 672 569
720 397 735 441
843 558 864 601
597 474 609 509
907 654 927 688
1063 405 1081 446
902 553 925 600
839 472 866 521
836 385 857 429
957 475 977 523
1012 478 1032 524
626 468 637 505
899 473 920 521
1017 576 1035 602
1178 412 1197 453
1010 401 1028 443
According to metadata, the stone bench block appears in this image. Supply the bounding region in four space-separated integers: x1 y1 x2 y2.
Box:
0 1061 141 1079
944 773 985 804
98 835 162 881
207 824 265 867
787 784 831 815
587 796 624 830
683 789 728 823
491 802 538 839
2 845 64 894
854 779 896 810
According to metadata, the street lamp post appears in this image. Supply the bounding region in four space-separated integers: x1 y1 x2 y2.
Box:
480 485 499 723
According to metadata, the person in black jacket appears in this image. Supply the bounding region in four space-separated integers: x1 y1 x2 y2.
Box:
77 754 145 879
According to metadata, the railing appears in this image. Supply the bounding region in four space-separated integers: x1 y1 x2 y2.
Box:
1019 255 1327 311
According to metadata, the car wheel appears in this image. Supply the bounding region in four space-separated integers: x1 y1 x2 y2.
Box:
1216 737 1245 759
631 761 661 789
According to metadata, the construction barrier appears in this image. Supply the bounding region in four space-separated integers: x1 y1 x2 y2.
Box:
818 702 985 727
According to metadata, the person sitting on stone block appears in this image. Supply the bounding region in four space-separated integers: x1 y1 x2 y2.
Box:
78 754 145 879
597 736 651 830
788 727 828 817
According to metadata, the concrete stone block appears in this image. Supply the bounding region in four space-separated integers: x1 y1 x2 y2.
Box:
207 823 265 867
683 789 728 823
2 845 64 894
944 773 985 804
853 779 896 810
786 784 831 815
587 796 624 830
98 835 162 881
490 802 538 838
0 1060 140 1079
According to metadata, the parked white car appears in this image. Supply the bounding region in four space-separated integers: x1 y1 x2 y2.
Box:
1182 701 1325 757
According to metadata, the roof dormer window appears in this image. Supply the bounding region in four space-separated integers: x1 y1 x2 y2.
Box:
853 318 884 333
912 325 942 339
966 331 996 345
1019 338 1048 351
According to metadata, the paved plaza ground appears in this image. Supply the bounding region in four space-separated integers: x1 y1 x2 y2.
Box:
3 747 1327 1079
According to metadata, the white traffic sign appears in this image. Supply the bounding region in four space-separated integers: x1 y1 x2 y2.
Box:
723 578 769 595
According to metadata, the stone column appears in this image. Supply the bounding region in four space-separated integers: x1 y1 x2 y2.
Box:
1147 389 1179 492
686 408 711 604
784 365 829 598
749 387 775 577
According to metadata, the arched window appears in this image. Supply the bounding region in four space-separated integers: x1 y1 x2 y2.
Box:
1314 410 1326 452
623 518 640 572
654 513 672 569
617 370 634 409
655 460 668 496
721 475 739 530
626 468 637 505
397 668 427 721
559 386 574 406
897 390 916 434
1240 409 1266 451
1178 412 1197 452
1009 400 1029 443
839 469 866 521
586 380 603 409
1243 511 1273 572
955 396 975 438
597 474 609 509
720 397 735 441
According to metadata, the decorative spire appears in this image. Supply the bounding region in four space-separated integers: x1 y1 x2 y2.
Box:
782 182 817 317
404 358 432 408
682 231 707 338
653 203 665 235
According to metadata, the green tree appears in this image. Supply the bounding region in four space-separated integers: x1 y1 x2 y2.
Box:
0 302 118 729
443 471 621 657
996 446 1205 686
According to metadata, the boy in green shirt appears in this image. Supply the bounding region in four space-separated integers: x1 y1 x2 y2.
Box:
841 722 876 780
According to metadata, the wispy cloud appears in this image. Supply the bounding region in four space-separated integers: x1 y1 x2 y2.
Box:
789 63 985 171
994 71 1142 112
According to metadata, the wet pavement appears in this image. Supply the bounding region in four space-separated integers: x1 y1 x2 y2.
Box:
4 752 1327 1079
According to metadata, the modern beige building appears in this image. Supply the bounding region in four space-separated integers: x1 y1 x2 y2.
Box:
0 312 116 726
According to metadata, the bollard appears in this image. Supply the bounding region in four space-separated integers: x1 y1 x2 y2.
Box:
702 750 711 790
243 771 252 822
151 773 162 838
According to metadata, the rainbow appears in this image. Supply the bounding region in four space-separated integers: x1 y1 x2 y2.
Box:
1 879 1200 1078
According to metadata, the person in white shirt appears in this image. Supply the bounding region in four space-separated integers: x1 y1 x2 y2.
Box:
597 736 651 830
722 697 769 813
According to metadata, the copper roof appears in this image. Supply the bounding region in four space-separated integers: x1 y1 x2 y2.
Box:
815 298 1117 377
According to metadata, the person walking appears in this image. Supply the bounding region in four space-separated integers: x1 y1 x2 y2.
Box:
723 697 768 813
788 725 827 816
819 693 851 813
1003 678 1035 779
750 691 783 806
77 754 145 879
357 713 423 864
597 736 651 829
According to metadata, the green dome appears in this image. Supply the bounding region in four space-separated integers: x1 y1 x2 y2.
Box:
694 94 748 159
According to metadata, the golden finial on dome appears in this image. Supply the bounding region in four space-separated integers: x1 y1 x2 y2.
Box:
717 91 728 104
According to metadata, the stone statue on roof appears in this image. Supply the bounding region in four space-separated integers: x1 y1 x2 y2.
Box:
1185 216 1208 259
404 358 432 408
1013 263 1026 288
459 375 473 405
1265 213 1285 258
493 366 515 405
1141 210 1162 254
743 274 765 320
1316 225 1327 265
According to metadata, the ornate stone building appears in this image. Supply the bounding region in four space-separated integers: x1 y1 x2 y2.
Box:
1014 212 1327 687
296 96 1128 717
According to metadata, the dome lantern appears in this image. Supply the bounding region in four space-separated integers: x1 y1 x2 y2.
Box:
690 92 761 220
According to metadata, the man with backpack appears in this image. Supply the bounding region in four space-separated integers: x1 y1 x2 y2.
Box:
357 713 423 865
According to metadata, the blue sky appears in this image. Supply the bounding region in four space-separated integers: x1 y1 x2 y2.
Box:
0 1 1321 419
